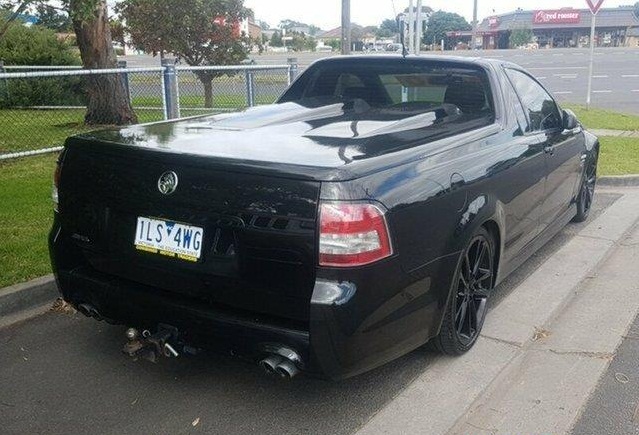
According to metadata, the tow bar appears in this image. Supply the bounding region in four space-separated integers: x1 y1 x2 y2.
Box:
122 324 184 363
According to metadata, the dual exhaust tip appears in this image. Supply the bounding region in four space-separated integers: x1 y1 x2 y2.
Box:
259 354 300 379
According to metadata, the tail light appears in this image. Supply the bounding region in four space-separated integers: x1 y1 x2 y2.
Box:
319 202 393 267
52 159 61 211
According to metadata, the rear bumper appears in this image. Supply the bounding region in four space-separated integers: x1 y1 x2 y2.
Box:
50 220 456 380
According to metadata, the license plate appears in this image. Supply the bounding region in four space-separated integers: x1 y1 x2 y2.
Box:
134 217 204 262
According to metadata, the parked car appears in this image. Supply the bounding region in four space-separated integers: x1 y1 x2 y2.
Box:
49 55 598 380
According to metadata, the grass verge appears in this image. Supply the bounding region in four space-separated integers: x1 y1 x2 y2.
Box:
0 154 56 288
564 105 639 131
598 137 639 176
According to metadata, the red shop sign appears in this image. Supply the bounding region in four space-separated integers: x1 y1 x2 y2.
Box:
533 10 581 24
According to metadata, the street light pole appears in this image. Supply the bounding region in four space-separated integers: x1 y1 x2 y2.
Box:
408 0 415 54
472 0 478 49
586 13 597 109
415 0 423 54
341 0 351 55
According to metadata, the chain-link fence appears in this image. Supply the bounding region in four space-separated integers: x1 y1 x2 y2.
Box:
0 62 295 159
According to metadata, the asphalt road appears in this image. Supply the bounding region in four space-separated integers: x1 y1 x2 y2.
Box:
121 47 639 114
0 193 620 435
572 311 639 435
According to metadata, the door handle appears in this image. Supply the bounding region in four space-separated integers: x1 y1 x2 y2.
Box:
544 145 554 155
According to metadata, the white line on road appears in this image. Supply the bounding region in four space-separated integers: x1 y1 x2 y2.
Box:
554 91 573 94
592 75 609 78
592 90 612 93
554 74 577 78
622 74 639 78
632 90 639 92
527 66 587 70
572 53 585 56
536 76 547 80
552 53 564 56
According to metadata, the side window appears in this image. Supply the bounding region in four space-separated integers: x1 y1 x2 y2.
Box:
505 69 562 132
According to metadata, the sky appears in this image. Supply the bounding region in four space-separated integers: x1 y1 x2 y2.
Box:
244 0 632 30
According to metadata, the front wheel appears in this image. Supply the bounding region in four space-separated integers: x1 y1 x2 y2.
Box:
572 153 598 223
433 227 495 355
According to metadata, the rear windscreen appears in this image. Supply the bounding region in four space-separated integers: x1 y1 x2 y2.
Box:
278 60 495 119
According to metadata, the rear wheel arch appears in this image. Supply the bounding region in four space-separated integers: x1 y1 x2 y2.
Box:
481 220 502 283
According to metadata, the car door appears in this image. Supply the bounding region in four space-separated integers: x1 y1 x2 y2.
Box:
505 68 583 233
496 69 548 263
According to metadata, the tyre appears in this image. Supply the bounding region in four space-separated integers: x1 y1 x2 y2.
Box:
572 153 598 223
433 226 495 355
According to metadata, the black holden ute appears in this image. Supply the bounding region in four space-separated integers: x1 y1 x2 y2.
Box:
49 55 599 379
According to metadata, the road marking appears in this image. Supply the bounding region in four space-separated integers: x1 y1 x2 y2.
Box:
552 53 564 56
536 76 547 80
592 90 612 93
632 90 639 92
572 53 585 56
554 91 573 94
554 74 577 78
592 75 609 78
527 66 587 70
622 74 639 78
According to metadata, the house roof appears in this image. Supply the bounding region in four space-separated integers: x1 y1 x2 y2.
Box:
478 7 639 31
317 27 343 39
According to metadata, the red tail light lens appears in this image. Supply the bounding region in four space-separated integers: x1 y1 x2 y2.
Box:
319 202 392 267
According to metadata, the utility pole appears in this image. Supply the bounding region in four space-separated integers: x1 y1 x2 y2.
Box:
472 0 478 50
341 0 351 55
415 0 423 54
408 0 415 54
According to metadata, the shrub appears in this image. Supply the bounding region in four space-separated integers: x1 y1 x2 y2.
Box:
0 23 84 108
0 23 80 66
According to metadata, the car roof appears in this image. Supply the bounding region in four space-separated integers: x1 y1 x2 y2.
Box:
311 54 506 69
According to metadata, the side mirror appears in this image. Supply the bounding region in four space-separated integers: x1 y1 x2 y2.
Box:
562 109 579 130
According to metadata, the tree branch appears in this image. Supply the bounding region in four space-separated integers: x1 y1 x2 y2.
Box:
0 0 33 40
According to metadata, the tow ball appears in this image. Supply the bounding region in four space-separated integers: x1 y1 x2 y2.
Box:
122 324 182 363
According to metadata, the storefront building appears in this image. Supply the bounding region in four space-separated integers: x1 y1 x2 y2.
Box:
448 7 639 49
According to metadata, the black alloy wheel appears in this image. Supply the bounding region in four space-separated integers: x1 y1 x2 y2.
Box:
434 227 495 355
573 154 598 223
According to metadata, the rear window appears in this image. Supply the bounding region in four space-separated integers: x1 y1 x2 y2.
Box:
279 59 494 120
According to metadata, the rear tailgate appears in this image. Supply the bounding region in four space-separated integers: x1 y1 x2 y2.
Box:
58 141 320 322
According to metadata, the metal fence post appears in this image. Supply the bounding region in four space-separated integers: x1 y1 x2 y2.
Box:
245 69 255 107
161 58 179 119
117 60 132 105
287 58 298 85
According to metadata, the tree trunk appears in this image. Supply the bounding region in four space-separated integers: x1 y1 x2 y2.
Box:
203 79 214 108
70 0 137 125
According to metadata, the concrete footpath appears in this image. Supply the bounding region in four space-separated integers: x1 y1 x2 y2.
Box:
357 188 639 435
590 129 639 138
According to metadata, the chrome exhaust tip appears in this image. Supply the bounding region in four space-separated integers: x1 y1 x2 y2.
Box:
77 303 93 317
275 359 300 379
88 307 103 321
259 355 285 375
